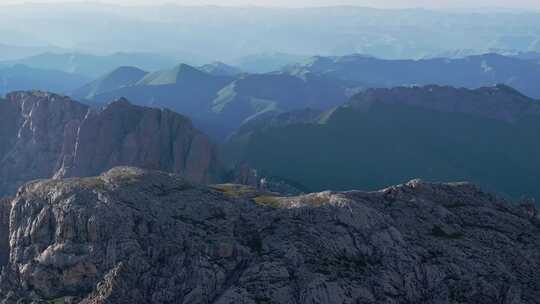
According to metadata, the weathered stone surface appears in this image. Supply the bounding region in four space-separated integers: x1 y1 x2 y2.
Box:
0 167 538 303
0 198 10 267
0 91 221 197
0 91 89 196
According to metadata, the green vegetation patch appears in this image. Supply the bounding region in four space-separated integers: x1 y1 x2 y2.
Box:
210 184 258 199
253 196 281 208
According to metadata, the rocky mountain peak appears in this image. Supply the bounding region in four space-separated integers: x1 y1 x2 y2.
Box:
0 91 222 197
137 63 213 86
5 90 84 107
105 96 133 108
198 61 243 76
0 167 538 303
71 67 148 100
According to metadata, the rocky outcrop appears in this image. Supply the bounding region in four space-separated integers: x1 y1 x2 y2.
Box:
0 167 539 303
0 91 89 196
0 91 221 197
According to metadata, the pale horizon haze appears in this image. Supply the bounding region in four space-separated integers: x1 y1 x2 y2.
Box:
2 0 540 9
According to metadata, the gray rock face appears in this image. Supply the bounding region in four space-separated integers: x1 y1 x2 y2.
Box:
0 91 221 197
0 91 89 196
1 167 539 303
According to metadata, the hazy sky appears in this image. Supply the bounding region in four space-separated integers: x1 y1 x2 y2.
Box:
2 0 540 9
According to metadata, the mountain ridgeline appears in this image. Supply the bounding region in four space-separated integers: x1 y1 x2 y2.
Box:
2 52 177 78
73 63 355 138
288 53 540 98
72 66 149 100
0 64 89 96
0 91 221 197
1 52 540 204
61 53 540 140
0 47 540 303
2 4 540 302
226 85 540 202
1 52 539 139
5 4 540 61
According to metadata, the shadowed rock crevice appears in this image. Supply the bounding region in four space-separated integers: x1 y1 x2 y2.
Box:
0 198 10 267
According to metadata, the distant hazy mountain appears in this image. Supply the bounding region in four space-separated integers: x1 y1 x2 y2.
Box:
0 64 88 96
0 44 65 61
136 64 219 86
513 51 540 61
75 52 540 140
88 64 234 125
72 66 148 100
198 61 243 76
211 72 353 130
5 4 540 61
288 53 540 98
79 63 356 139
3 52 176 78
227 84 540 202
234 53 310 73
